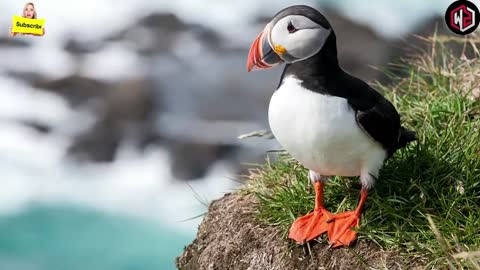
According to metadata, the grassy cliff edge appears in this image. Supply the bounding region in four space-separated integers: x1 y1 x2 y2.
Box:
178 36 480 270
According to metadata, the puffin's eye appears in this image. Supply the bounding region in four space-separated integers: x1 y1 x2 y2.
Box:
287 22 297 33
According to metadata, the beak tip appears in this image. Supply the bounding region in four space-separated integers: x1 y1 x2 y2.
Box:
247 65 256 72
246 31 264 73
247 29 282 73
246 60 254 72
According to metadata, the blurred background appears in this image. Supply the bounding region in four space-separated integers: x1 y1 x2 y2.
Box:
0 0 460 269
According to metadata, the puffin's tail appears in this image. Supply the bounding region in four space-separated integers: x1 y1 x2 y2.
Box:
396 127 416 150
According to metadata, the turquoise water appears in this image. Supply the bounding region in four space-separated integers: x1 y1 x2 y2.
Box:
0 206 193 270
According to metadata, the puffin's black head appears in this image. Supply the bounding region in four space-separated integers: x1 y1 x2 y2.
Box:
247 5 334 72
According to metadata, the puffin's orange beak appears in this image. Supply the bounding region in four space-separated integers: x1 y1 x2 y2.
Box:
247 26 283 72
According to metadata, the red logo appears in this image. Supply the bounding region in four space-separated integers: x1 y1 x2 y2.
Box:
446 0 480 35
451 5 476 32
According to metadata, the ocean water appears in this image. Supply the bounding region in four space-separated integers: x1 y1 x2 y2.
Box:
0 1 456 270
0 73 236 270
0 206 190 270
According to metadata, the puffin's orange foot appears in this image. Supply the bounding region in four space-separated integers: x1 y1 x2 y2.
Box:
327 211 360 248
288 208 332 244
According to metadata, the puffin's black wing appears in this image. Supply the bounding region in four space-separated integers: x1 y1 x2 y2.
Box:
350 95 401 153
333 72 404 154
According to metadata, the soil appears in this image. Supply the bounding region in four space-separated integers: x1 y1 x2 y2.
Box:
176 193 427 270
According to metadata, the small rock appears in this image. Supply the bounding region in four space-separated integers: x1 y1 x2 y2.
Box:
64 38 104 55
32 74 111 106
0 37 30 48
138 13 188 31
167 141 237 180
67 79 159 163
67 125 121 163
105 12 187 55
105 12 225 55
18 120 52 134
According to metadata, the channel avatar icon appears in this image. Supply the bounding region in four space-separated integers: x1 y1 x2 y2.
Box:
445 0 480 35
9 2 46 37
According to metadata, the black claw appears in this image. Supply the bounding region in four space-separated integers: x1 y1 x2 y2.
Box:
301 241 308 255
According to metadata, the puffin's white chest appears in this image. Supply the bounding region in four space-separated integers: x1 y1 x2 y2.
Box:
268 76 386 177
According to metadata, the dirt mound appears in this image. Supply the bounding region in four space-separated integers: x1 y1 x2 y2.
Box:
176 193 425 270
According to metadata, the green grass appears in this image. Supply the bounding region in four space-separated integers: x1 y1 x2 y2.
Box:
242 36 480 269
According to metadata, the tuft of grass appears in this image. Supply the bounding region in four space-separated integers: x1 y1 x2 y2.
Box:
243 35 480 269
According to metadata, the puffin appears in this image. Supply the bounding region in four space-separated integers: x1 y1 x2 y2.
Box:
246 5 416 248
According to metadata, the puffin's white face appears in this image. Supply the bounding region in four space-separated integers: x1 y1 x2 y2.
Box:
268 15 331 63
247 10 332 71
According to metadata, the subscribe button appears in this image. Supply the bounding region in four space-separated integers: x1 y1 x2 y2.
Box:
12 15 45 35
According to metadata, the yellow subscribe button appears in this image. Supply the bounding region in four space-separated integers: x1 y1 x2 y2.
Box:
12 15 45 35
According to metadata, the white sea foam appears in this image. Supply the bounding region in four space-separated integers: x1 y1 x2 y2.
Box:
81 42 147 82
0 76 96 132
0 74 238 235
